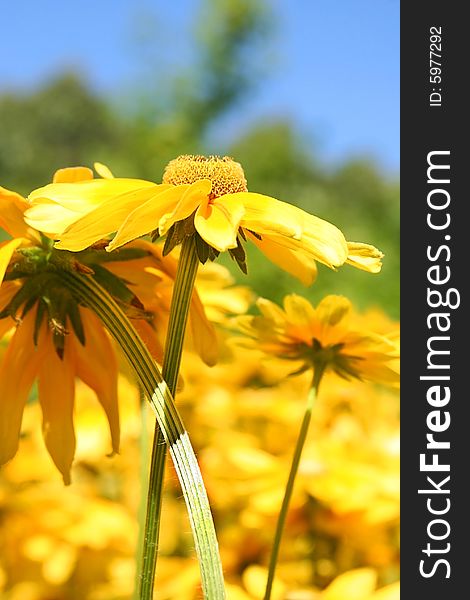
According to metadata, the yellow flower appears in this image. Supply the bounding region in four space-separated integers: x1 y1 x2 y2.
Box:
0 184 120 484
0 170 218 483
237 294 399 385
25 155 383 284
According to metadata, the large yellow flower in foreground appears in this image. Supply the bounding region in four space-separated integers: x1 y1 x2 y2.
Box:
237 294 399 385
0 172 219 483
25 156 383 284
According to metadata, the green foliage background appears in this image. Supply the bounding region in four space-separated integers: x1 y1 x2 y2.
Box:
0 0 399 317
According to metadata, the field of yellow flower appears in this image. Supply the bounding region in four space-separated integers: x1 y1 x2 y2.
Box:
0 153 399 599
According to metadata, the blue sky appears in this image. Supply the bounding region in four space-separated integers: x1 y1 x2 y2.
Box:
0 0 399 174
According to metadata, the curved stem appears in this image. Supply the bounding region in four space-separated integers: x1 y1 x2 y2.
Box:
139 236 200 600
63 268 225 600
263 369 324 600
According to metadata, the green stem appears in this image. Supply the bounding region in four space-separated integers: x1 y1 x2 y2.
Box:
133 389 150 600
263 368 324 600
62 268 225 600
139 236 200 600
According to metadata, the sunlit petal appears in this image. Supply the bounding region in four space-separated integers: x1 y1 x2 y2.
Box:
346 241 384 273
194 195 245 252
55 185 172 251
94 162 114 179
159 180 212 235
53 166 94 183
247 232 318 285
107 185 190 251
232 192 303 238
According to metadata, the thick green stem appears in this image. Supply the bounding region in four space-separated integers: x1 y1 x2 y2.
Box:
62 268 225 600
263 369 324 600
139 236 200 600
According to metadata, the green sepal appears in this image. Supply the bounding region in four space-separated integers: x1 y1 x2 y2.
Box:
67 299 86 346
195 233 210 264
228 236 248 274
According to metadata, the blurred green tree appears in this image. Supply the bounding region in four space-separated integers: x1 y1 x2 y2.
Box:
0 0 399 316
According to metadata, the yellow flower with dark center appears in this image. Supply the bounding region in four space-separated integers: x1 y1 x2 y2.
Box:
25 155 383 284
237 294 399 385
0 169 219 484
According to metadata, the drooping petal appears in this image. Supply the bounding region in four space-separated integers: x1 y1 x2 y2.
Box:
37 328 77 485
158 180 212 235
233 192 303 238
0 311 41 466
247 232 318 285
107 185 190 251
0 238 23 284
346 241 384 273
194 195 245 252
54 185 173 251
0 186 35 239
53 166 94 183
236 192 348 269
299 212 349 268
73 309 120 455
131 319 165 364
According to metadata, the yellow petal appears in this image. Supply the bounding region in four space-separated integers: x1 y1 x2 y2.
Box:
37 329 77 485
300 212 348 267
55 184 172 251
53 166 94 183
255 297 287 324
322 568 377 600
94 162 114 179
235 192 303 238
194 195 245 252
0 238 23 285
29 178 156 212
236 191 348 268
0 186 34 239
283 294 317 327
107 185 190 251
74 309 120 455
0 311 41 466
159 180 212 235
247 232 318 285
346 241 384 273
316 295 351 326
24 198 82 236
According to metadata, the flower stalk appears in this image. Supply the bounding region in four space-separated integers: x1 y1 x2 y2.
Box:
62 267 225 600
139 235 201 600
263 366 325 600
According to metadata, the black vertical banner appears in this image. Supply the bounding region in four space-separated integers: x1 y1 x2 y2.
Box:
401 2 467 597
